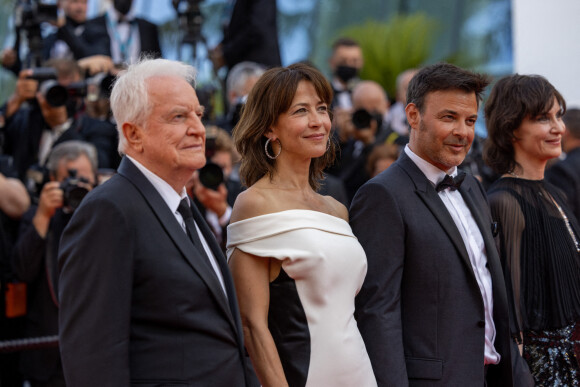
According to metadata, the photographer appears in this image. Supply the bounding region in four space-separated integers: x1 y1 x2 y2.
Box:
0 157 30 387
11 140 96 387
2 58 119 184
187 126 242 251
331 80 391 204
216 61 265 133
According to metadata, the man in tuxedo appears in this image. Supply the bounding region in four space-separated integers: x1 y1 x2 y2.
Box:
546 107 580 222
350 63 515 386
58 58 257 386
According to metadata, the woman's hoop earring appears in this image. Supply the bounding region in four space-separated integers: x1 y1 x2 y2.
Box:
265 138 282 159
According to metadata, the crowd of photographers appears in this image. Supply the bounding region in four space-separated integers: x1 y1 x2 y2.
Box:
0 2 498 387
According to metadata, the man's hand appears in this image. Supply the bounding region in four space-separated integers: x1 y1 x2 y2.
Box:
333 107 355 143
1 48 17 69
208 44 226 72
193 173 229 217
78 55 115 76
33 181 63 238
5 69 38 118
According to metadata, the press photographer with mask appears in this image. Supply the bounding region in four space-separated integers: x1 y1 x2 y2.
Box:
330 80 390 204
12 140 96 387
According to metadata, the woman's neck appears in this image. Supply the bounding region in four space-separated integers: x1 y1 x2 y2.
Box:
270 156 313 191
508 157 547 180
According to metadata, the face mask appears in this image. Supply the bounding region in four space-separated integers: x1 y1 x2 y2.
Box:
114 0 133 15
335 65 359 83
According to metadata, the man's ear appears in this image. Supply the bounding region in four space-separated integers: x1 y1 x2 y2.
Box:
122 122 144 153
405 103 421 130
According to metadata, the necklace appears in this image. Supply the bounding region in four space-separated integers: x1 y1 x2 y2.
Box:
543 192 580 254
507 170 520 178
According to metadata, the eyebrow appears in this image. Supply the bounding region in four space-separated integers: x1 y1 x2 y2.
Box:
438 109 478 119
290 100 325 109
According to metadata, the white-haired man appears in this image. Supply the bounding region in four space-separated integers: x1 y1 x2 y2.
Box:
58 58 258 386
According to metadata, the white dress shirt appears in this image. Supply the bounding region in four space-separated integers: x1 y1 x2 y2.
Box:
127 156 227 295
405 145 500 365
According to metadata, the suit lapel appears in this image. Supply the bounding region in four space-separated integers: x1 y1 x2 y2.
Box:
189 202 245 338
117 158 236 326
398 153 473 274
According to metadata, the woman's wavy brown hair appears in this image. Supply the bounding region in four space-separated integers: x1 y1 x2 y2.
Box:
232 63 335 190
483 74 566 175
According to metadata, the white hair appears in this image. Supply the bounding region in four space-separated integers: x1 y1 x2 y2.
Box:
110 58 197 154
226 61 265 98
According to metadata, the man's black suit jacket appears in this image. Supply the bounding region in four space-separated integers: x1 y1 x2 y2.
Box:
58 157 256 386
350 152 514 386
546 147 580 223
222 0 281 69
79 15 162 60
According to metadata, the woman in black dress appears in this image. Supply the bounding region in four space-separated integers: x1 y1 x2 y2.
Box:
484 74 580 386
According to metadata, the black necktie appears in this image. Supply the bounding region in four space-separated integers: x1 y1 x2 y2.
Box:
177 198 212 265
435 172 466 192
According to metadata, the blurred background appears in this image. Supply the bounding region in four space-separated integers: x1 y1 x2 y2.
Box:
0 0 578 127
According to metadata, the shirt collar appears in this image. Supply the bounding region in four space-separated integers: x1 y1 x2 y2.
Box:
126 155 188 214
404 144 458 187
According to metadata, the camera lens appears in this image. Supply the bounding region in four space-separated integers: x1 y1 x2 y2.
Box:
198 162 224 191
40 80 68 107
352 109 373 130
64 185 89 211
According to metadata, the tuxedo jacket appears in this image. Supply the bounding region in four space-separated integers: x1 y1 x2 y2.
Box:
80 15 162 60
546 147 580 223
350 152 514 386
58 157 256 386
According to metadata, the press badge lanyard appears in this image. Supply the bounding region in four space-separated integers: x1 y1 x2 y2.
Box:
106 13 136 62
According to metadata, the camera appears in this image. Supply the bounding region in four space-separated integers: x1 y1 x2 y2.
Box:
14 0 59 67
198 162 224 191
29 69 115 107
351 108 380 130
60 169 90 212
14 0 58 31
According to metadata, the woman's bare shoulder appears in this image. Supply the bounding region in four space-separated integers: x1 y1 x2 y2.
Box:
321 194 349 222
230 187 269 223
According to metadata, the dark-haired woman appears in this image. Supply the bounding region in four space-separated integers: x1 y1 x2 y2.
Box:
226 63 376 387
484 74 580 386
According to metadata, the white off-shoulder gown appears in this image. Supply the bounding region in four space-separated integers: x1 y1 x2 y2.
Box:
227 209 376 387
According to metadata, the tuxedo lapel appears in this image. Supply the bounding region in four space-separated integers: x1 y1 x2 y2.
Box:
459 183 509 308
117 158 235 324
397 153 473 274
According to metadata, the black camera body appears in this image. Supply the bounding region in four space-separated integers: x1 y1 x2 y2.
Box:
60 170 90 212
14 0 59 67
14 0 58 31
29 69 115 107
352 108 382 130
198 162 224 191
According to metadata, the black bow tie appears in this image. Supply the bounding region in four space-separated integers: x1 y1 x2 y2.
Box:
436 172 466 192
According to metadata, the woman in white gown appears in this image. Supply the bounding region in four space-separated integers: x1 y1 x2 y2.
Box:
227 63 376 387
